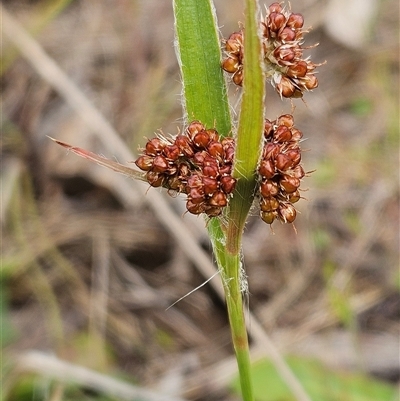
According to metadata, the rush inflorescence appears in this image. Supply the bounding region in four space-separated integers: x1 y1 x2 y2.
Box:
222 2 322 98
135 122 236 217
136 2 318 226
135 114 307 225
257 114 306 224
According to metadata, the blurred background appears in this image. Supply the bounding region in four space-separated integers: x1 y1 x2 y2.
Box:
1 0 399 400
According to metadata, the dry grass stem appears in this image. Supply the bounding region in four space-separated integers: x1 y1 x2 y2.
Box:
13 351 188 401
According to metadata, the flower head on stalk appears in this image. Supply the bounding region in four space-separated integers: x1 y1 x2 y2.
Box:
135 122 237 218
257 114 308 225
222 2 323 98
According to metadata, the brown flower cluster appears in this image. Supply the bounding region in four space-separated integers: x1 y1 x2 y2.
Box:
257 114 305 224
221 31 244 86
135 121 236 217
221 2 321 98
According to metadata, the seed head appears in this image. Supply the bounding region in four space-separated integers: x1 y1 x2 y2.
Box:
257 114 308 225
221 2 323 98
134 122 237 218
221 30 244 86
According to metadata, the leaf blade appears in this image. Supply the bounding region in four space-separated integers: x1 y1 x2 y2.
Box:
173 0 231 135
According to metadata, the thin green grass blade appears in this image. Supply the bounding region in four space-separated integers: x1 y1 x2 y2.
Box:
173 0 231 135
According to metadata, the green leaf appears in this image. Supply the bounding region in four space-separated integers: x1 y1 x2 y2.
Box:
230 357 398 401
173 0 231 135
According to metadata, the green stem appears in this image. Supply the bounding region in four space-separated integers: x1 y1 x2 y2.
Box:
222 0 264 398
173 0 263 399
224 251 254 400
229 0 264 252
211 218 254 400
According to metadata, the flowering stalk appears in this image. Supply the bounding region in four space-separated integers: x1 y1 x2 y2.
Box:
173 0 263 399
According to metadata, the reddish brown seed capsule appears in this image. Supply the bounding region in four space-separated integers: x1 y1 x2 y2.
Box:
219 165 232 176
146 171 164 187
193 151 207 166
145 138 164 156
152 155 169 173
222 57 239 73
208 141 224 159
288 190 301 203
280 175 300 193
186 200 206 215
135 155 154 171
305 74 318 90
163 144 180 161
278 203 297 223
276 76 297 98
187 174 203 188
268 2 283 13
260 196 279 212
209 191 228 207
269 12 286 32
203 155 219 168
202 176 219 195
261 210 276 224
291 164 305 179
189 187 205 204
206 129 219 142
175 135 194 157
186 121 205 140
203 164 219 178
224 145 235 163
264 119 274 138
276 153 293 171
287 60 308 78
274 125 292 142
258 159 275 179
263 142 280 160
286 13 304 29
291 128 303 141
193 131 211 149
233 70 244 86
286 149 301 167
277 114 295 128
220 176 236 194
274 45 296 63
279 27 296 42
260 179 279 197
225 31 243 52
